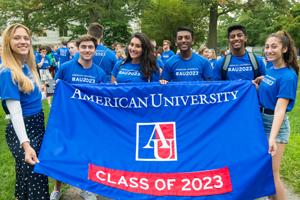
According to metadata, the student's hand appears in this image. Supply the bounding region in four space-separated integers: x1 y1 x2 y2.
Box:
268 137 277 156
160 79 169 84
41 52 46 58
111 76 118 85
22 142 39 165
252 76 264 89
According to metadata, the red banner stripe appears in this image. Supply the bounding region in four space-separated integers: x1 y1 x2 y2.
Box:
88 164 232 196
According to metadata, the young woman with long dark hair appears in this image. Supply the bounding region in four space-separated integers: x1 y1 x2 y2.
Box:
254 31 299 200
111 32 159 83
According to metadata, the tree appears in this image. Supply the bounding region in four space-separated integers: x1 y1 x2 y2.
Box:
0 0 50 34
185 0 243 49
140 0 206 50
279 3 300 47
0 0 133 46
215 0 296 50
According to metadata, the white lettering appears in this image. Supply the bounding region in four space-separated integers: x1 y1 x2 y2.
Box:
95 171 106 181
71 89 83 99
155 179 166 191
70 89 239 109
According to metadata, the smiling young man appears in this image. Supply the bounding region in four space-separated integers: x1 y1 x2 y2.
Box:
54 35 105 84
52 35 105 200
87 22 117 82
213 24 266 80
72 23 117 83
161 26 213 83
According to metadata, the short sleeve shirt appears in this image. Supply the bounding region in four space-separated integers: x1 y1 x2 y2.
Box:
162 53 213 82
0 65 42 116
55 60 105 84
112 61 159 83
258 66 298 112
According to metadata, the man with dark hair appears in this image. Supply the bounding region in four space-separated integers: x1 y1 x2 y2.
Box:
161 26 213 83
52 35 105 200
55 35 104 84
161 39 175 65
227 24 247 38
87 22 117 82
73 23 117 82
213 24 266 80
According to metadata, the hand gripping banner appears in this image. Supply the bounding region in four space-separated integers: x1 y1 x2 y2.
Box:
35 81 275 199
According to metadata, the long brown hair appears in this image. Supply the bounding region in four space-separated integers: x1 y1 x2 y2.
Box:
267 31 299 76
1 23 40 92
125 33 158 80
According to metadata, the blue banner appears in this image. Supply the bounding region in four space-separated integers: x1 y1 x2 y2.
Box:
35 80 275 199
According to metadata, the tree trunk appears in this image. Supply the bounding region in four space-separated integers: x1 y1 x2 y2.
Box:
207 3 218 49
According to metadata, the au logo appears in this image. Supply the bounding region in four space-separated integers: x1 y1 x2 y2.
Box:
136 122 177 161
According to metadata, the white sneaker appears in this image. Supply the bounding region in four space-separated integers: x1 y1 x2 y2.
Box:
80 190 97 200
50 190 62 200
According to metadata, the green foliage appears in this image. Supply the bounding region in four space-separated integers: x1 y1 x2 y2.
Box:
281 3 300 47
0 0 132 45
102 20 132 46
216 0 297 47
140 0 205 49
1 0 299 50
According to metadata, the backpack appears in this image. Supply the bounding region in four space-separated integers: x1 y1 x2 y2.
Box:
221 51 259 80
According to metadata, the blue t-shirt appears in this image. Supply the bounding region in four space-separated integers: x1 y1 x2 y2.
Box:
55 60 105 84
36 55 51 69
0 65 42 116
52 50 59 62
112 60 159 83
209 59 217 69
35 51 41 62
56 47 71 65
214 52 266 80
162 53 213 82
266 61 273 69
156 57 164 69
117 57 124 62
34 50 40 59
74 45 117 83
94 45 117 82
258 66 298 112
161 50 175 65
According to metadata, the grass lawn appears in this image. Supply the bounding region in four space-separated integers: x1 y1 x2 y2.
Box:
281 83 300 193
0 83 300 199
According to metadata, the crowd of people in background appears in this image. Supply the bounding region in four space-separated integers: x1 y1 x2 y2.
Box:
0 21 299 200
30 30 277 91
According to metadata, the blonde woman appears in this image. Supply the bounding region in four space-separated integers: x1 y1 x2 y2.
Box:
0 23 49 199
208 49 217 69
